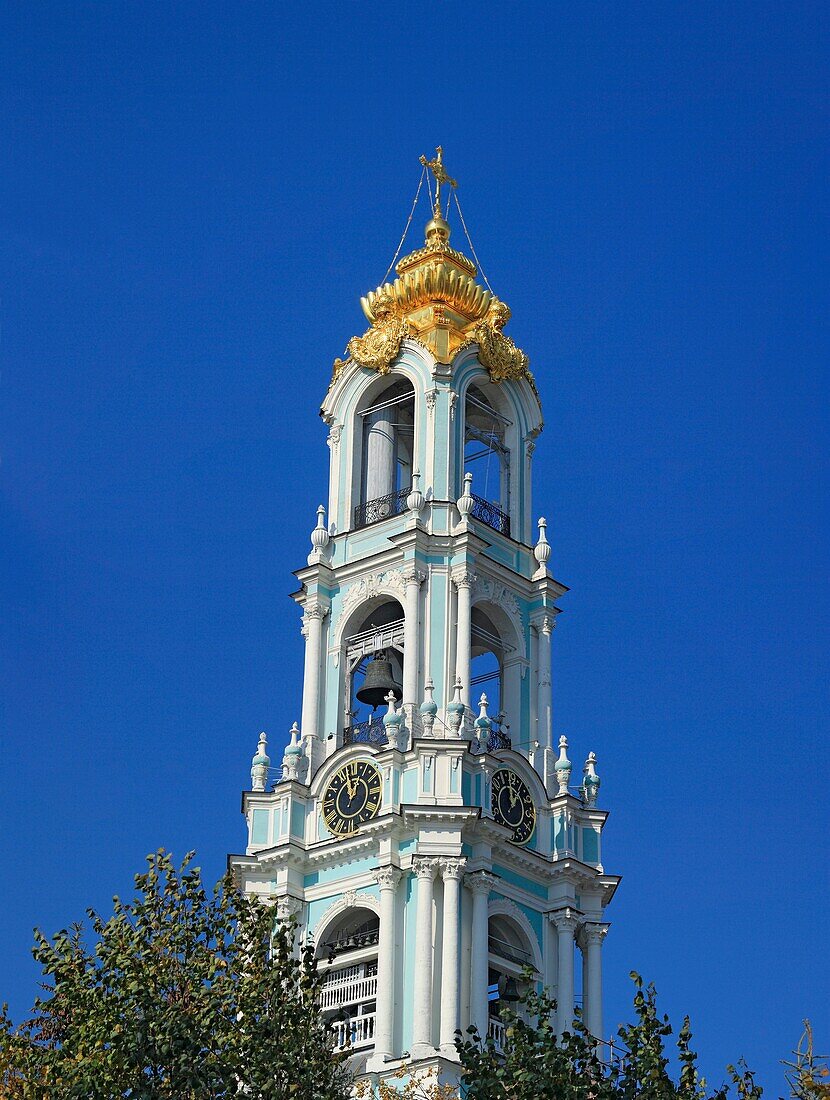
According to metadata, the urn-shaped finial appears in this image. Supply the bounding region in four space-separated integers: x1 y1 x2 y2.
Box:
457 472 474 519
420 677 438 736
534 516 551 571
407 470 424 515
251 731 270 792
555 734 572 796
281 721 302 781
474 693 492 733
308 504 330 564
447 675 465 736
382 689 405 749
582 750 600 807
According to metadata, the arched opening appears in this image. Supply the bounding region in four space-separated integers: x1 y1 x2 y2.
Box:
355 377 415 529
471 606 511 749
343 599 404 746
487 913 538 1049
316 906 380 1051
464 383 511 537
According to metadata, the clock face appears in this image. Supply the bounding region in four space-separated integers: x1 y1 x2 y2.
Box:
491 769 536 845
321 759 383 836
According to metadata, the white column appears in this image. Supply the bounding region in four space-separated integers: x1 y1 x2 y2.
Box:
368 867 402 1068
439 858 465 1056
411 858 438 1057
467 871 494 1040
582 923 608 1042
300 602 327 742
275 895 303 958
537 616 553 750
403 569 425 719
543 910 559 1018
365 406 396 502
453 571 476 709
551 910 579 1039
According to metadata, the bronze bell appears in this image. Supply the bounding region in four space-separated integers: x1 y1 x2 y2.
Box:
356 654 402 709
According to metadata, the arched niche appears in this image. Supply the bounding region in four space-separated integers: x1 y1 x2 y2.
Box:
313 899 381 960
337 593 405 746
470 593 525 741
352 375 415 530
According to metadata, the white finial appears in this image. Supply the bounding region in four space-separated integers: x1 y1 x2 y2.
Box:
420 677 438 736
251 731 270 792
407 470 424 515
307 504 330 564
555 734 572 796
457 471 474 519
534 517 551 571
281 722 302 782
582 750 600 807
382 689 404 750
447 675 465 736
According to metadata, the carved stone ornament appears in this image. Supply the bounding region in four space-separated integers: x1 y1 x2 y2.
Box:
338 569 408 634
470 300 538 397
275 895 303 921
440 857 466 881
471 575 526 661
374 866 403 891
335 291 414 380
412 856 439 879
465 870 497 894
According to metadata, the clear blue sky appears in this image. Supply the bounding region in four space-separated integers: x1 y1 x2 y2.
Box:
1 1 827 1089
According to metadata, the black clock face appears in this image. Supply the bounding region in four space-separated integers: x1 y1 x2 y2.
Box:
491 769 536 845
322 760 383 836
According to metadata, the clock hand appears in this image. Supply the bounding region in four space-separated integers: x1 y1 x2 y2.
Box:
508 776 518 807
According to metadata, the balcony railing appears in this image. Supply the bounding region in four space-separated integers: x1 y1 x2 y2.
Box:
354 488 409 530
320 973 378 1011
332 1012 376 1051
473 725 512 755
343 715 388 748
488 1016 506 1053
488 935 533 968
470 493 511 538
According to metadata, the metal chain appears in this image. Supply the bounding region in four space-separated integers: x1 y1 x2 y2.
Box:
453 190 494 294
379 166 428 286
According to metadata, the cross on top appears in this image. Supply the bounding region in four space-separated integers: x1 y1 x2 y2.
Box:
419 145 457 216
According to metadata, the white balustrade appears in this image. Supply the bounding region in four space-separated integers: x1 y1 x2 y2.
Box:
487 1016 506 1053
332 1011 377 1050
319 972 378 1011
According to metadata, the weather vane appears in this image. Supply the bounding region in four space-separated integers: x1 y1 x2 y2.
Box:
419 145 457 217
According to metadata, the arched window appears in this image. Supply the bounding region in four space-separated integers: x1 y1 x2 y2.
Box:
342 599 404 746
464 383 511 537
487 914 538 1049
471 606 511 749
354 378 415 529
317 906 380 1051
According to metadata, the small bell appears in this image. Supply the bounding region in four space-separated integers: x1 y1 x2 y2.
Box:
356 653 402 709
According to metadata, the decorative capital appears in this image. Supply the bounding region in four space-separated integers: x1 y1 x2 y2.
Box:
275 895 303 921
412 856 438 880
465 870 496 895
374 866 403 892
403 567 427 588
452 568 477 590
440 857 466 882
580 922 609 948
302 600 329 622
548 907 580 934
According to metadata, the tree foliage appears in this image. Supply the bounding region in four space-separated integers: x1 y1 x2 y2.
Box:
0 851 351 1100
454 971 765 1100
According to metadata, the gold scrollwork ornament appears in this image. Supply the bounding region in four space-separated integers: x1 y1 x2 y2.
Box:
472 300 537 394
339 291 413 377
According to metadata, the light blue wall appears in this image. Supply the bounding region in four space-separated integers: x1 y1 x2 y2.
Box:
582 827 599 864
402 766 418 803
290 800 305 839
251 809 269 847
492 863 548 900
303 854 378 889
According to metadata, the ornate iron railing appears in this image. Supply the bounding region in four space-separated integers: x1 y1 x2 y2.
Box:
470 493 511 538
473 725 512 755
343 715 388 748
354 487 409 529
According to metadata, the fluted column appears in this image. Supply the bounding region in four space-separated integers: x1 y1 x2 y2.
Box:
550 909 579 1039
411 858 438 1057
300 601 328 742
467 871 494 1040
453 570 476 709
369 866 403 1066
439 858 466 1056
581 923 609 1041
403 569 425 721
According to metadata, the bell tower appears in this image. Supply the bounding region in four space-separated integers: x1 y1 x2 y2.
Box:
230 150 619 1085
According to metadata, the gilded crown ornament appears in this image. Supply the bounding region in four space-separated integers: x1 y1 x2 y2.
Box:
330 147 535 386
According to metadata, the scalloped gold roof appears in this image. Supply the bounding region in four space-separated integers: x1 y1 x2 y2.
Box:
358 213 496 363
